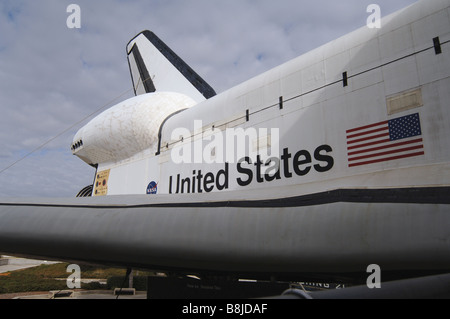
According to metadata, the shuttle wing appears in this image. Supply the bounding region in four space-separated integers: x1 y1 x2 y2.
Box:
1 189 450 282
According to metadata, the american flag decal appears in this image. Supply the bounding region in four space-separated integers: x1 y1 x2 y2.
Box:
346 113 424 167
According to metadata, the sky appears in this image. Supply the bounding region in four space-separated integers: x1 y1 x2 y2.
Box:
0 0 418 198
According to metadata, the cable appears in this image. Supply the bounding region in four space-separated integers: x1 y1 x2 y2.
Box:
0 69 161 176
4 37 443 176
0 88 134 175
116 268 132 300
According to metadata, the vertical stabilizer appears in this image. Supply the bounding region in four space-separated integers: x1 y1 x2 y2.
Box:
126 30 216 103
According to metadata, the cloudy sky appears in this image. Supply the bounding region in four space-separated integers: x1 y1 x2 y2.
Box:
0 0 417 198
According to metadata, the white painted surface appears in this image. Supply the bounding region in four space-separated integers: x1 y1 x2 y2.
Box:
72 92 197 165
73 0 450 197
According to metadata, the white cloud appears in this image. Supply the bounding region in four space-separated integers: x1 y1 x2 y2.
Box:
0 0 418 197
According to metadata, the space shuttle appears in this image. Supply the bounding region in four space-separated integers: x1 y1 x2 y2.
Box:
1 0 450 298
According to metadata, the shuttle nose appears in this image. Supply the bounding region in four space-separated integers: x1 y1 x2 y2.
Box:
71 92 197 165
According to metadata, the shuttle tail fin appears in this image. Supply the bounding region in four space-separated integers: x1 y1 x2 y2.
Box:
126 30 216 103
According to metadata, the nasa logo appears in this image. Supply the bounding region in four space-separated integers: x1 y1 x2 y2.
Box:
146 181 158 195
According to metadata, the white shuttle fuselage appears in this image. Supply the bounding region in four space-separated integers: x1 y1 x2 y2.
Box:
73 0 450 201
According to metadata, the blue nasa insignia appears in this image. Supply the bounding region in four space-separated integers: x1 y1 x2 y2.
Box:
146 181 158 195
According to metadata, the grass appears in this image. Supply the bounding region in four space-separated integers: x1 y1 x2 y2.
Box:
0 262 153 294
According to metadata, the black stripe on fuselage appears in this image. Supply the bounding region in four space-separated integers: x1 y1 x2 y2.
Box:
1 187 449 209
